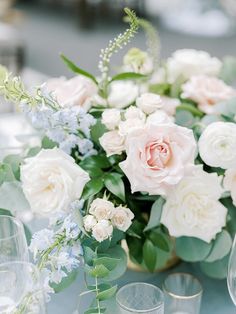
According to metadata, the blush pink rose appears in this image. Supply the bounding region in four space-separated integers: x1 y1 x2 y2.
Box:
120 123 196 196
181 75 235 114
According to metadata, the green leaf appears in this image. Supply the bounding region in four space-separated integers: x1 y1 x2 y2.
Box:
144 197 164 231
82 178 104 200
0 208 12 216
61 54 98 84
26 146 41 157
93 257 120 271
219 56 236 84
205 230 232 263
149 83 170 95
170 75 185 98
102 245 127 281
0 163 15 185
175 110 196 128
104 172 125 202
110 229 124 247
89 264 110 278
83 246 97 266
127 236 143 264
177 104 204 117
149 230 170 252
97 285 117 301
91 120 107 146
80 162 103 178
84 308 106 314
143 239 157 272
200 254 229 279
176 237 212 262
110 72 147 82
51 269 78 293
41 136 57 149
3 155 22 180
23 224 32 245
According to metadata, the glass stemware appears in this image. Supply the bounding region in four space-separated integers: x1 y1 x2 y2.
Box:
227 234 236 305
0 261 46 313
0 215 29 263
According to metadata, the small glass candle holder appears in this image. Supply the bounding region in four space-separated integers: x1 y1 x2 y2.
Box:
116 282 164 314
163 273 203 314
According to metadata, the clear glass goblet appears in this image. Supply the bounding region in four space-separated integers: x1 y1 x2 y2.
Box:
0 261 46 313
0 215 29 263
228 234 236 305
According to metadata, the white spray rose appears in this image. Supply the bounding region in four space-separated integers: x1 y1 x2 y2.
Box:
224 168 236 207
124 106 146 121
136 93 163 114
199 122 236 169
101 108 121 130
99 130 125 157
161 165 227 243
21 148 90 216
89 198 115 220
147 110 173 125
108 81 139 109
111 206 134 232
166 49 222 83
161 96 180 116
44 75 98 111
92 220 113 242
118 118 145 137
83 215 97 232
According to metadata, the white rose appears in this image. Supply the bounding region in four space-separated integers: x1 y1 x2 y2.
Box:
21 148 90 216
136 93 163 114
92 220 113 242
119 118 145 137
44 75 98 111
108 81 139 109
111 206 134 232
161 96 180 116
161 165 227 243
182 75 235 114
99 130 125 157
199 122 236 169
124 106 146 121
166 49 222 83
147 110 173 125
120 123 196 196
224 168 236 207
83 215 97 232
101 109 121 130
89 198 115 220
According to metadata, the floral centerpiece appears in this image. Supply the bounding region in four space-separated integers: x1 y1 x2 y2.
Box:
1 8 236 313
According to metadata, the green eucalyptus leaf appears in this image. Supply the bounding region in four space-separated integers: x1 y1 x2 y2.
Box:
50 269 78 293
94 257 120 271
175 110 196 128
83 246 97 266
219 56 236 84
110 229 124 247
205 230 232 263
91 120 107 146
104 172 125 202
200 254 229 279
144 197 164 231
177 103 203 117
60 54 98 84
23 224 32 245
0 163 15 185
170 75 185 98
110 72 147 82
0 208 12 216
89 264 110 278
3 155 22 180
97 285 117 301
41 136 57 149
149 230 170 252
82 178 104 200
143 239 157 272
26 146 41 157
102 245 127 281
176 236 212 262
84 307 106 314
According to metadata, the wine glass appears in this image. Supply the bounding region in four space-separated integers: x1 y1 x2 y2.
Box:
227 234 236 305
0 215 29 263
0 261 47 313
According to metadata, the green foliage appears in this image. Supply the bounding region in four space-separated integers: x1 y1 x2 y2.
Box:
89 264 110 278
149 229 170 252
144 197 164 231
170 75 185 98
90 120 107 146
96 285 117 301
82 178 104 200
175 110 196 128
143 239 157 272
84 247 97 266
176 103 204 118
104 172 125 202
127 236 143 264
200 254 229 279
41 136 57 149
93 257 120 271
102 246 127 281
0 163 15 185
3 155 22 180
111 72 147 82
205 230 232 263
176 236 212 262
219 56 236 84
51 269 78 293
26 146 41 157
84 308 106 314
60 54 98 84
149 83 170 95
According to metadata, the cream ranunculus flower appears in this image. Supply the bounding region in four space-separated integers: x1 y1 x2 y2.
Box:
21 148 90 216
120 123 196 196
199 122 236 169
44 75 98 111
224 168 236 206
161 165 227 243
92 220 113 242
99 130 125 157
101 108 121 130
166 49 222 83
83 215 97 232
136 93 163 114
89 198 115 220
181 75 235 114
111 206 134 232
108 81 139 109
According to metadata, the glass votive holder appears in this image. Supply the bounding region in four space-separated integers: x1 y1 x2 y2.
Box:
163 273 203 314
116 282 164 314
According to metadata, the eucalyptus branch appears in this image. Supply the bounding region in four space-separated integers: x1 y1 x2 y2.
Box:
98 8 139 94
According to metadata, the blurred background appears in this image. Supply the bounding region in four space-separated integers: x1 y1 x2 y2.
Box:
0 0 236 80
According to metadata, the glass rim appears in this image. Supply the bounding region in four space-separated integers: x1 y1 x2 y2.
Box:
162 272 203 300
0 215 25 241
116 282 164 313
